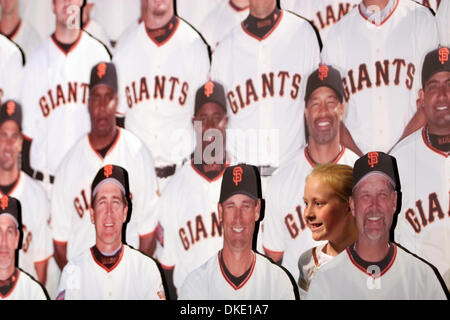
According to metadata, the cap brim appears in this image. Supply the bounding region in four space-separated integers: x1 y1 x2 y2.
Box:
220 190 259 203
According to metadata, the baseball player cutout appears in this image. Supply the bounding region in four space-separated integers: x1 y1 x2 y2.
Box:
391 47 450 291
179 164 297 300
113 0 210 190
210 0 320 170
0 195 48 300
56 165 166 300
197 0 249 51
156 80 229 299
0 33 23 106
436 0 449 46
0 100 53 289
262 65 359 282
0 0 42 63
321 0 440 155
20 0 111 194
51 62 159 271
307 152 447 300
280 0 359 44
297 163 358 299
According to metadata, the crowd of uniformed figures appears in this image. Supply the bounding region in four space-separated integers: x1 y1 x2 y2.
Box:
0 0 448 300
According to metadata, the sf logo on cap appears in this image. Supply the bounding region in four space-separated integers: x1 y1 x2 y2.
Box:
104 165 113 178
438 47 449 65
97 63 107 79
0 195 8 211
368 152 379 168
6 101 15 116
318 65 329 81
233 166 243 186
204 81 214 98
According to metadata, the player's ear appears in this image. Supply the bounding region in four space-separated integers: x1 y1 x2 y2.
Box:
349 196 356 218
337 101 345 120
122 205 128 223
254 199 261 222
14 228 20 250
218 202 223 222
417 89 425 110
89 207 95 224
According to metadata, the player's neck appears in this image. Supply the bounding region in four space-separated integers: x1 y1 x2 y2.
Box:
307 139 342 165
249 1 277 19
54 23 81 44
427 124 450 137
221 247 254 277
145 11 174 30
326 218 358 256
89 127 118 151
231 0 250 10
362 0 390 11
0 265 15 281
0 167 19 187
0 11 20 36
95 240 122 256
354 238 390 262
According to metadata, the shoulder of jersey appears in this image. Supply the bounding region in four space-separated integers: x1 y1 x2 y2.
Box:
19 171 48 198
270 151 306 182
18 267 49 296
256 251 294 278
158 161 192 197
394 243 439 275
0 33 25 66
390 128 422 156
125 244 160 270
298 247 314 268
80 30 112 59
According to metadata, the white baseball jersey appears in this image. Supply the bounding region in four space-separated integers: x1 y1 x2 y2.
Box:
262 146 359 281
420 0 442 13
176 0 220 31
90 0 141 42
0 268 47 300
306 244 447 299
56 244 165 300
83 18 112 52
197 1 249 50
18 0 54 39
297 242 333 300
0 34 23 105
210 10 320 167
436 0 449 46
113 19 209 168
21 31 110 176
280 0 360 42
0 172 53 282
51 128 159 261
179 250 296 300
156 161 226 290
6 19 42 64
390 128 450 291
321 0 439 154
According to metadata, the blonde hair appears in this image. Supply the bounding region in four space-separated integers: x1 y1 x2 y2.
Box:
306 163 353 205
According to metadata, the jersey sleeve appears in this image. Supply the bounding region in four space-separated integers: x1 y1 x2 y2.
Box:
178 268 205 300
1 46 23 102
154 191 177 270
262 175 286 255
436 0 449 46
143 258 166 300
56 262 82 300
50 161 73 244
305 268 330 300
320 22 344 72
30 186 53 264
112 48 128 117
274 267 297 300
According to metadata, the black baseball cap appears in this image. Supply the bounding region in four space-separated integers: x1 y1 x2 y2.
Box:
353 151 400 192
0 100 22 130
0 195 22 230
305 65 345 103
89 62 118 93
219 164 260 203
195 80 226 115
91 165 129 200
422 47 450 88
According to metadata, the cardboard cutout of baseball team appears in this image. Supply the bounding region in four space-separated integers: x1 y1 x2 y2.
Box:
0 0 448 300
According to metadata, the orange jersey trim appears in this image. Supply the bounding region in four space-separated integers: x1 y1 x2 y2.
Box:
90 245 125 273
160 262 174 271
218 250 256 290
53 239 68 246
346 244 397 278
241 10 284 42
51 31 83 56
0 269 20 299
262 245 284 256
88 127 122 161
139 227 157 239
421 127 448 158
146 17 180 48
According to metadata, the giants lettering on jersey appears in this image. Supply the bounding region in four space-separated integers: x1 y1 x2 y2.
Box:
179 212 222 250
285 205 307 239
313 3 357 32
40 82 90 117
404 192 448 233
342 59 415 102
227 71 302 114
124 76 189 108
